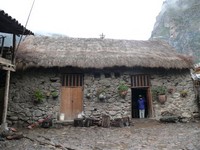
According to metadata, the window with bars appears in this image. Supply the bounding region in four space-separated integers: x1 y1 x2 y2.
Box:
131 74 150 87
61 74 83 87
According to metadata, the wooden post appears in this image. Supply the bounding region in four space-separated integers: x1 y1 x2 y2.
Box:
101 115 110 128
112 118 124 127
12 34 16 64
74 118 84 127
1 70 10 130
148 87 154 117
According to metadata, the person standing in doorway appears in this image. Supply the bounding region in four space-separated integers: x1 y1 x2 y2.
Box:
138 95 145 118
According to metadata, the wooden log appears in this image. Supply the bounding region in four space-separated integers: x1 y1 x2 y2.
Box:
111 117 130 127
160 116 179 123
101 115 110 128
122 117 130 126
27 115 52 129
92 118 101 126
74 118 84 127
112 118 124 127
84 118 93 127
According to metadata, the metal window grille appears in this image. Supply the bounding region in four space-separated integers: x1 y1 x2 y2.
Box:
61 74 83 87
131 74 150 87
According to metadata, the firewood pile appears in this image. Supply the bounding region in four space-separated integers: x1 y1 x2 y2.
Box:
74 115 131 128
111 117 130 127
27 114 53 129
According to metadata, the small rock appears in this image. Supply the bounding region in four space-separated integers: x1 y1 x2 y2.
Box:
182 112 191 118
9 116 18 121
50 77 59 82
180 118 189 123
109 111 117 116
34 110 43 117
173 93 180 98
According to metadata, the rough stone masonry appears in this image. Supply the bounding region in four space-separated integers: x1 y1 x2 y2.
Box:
7 68 198 127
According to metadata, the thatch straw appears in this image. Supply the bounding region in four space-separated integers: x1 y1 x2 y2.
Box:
16 35 193 70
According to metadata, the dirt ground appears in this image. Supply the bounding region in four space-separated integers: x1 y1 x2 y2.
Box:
0 119 200 150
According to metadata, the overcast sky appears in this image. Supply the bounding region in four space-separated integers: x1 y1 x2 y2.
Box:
1 0 165 40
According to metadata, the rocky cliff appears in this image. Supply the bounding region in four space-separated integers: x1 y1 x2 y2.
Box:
151 0 200 63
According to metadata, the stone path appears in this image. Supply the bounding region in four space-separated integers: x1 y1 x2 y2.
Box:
0 119 200 150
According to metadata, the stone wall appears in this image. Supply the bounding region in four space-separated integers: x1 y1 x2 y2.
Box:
83 71 198 121
151 73 198 121
8 69 61 127
7 68 199 126
83 73 131 120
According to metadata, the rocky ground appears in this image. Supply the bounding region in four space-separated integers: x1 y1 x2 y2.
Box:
0 119 200 150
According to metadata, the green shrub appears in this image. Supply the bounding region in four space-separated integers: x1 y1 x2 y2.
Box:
117 83 129 92
180 90 188 97
34 89 44 103
51 91 59 98
117 82 129 98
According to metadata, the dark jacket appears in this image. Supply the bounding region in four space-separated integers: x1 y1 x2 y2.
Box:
138 98 145 110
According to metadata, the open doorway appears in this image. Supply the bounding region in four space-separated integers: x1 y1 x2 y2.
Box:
131 87 151 118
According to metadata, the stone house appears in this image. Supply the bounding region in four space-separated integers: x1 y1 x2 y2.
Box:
6 35 198 126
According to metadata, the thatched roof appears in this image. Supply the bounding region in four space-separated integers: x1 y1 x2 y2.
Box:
16 35 192 70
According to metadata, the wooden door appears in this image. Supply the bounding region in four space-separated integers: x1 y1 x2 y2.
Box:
60 74 83 120
71 87 83 119
147 87 153 117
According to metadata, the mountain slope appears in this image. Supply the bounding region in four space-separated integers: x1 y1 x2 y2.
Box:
151 0 200 63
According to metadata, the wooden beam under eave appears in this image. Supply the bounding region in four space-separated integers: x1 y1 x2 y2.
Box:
0 57 14 67
1 66 15 71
